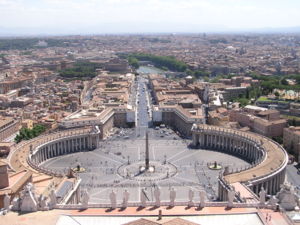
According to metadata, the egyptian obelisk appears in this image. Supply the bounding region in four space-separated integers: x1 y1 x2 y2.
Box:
145 131 149 170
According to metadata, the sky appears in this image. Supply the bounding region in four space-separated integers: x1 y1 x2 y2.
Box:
0 0 300 35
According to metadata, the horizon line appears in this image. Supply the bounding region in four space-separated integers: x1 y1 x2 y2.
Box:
1 30 300 38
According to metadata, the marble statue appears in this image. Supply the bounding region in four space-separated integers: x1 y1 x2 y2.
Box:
38 195 49 211
199 190 206 208
188 189 194 206
227 189 235 208
169 188 176 207
11 197 20 211
259 187 266 205
276 183 299 211
48 189 57 209
122 190 130 208
224 166 230 176
268 196 279 210
109 190 117 209
192 124 197 130
81 190 89 209
140 189 147 207
154 187 161 207
20 183 38 212
3 194 10 211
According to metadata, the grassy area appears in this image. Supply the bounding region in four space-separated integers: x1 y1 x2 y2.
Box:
257 96 271 101
256 96 290 104
282 115 300 121
282 114 300 126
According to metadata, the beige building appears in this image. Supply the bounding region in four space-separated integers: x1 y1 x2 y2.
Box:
283 126 300 162
0 77 32 94
290 102 300 116
230 109 287 137
153 105 204 137
0 117 21 141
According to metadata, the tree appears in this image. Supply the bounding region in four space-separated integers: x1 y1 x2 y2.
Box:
290 141 294 154
246 88 250 99
59 61 100 79
128 57 139 69
128 53 188 72
14 124 46 143
237 98 249 107
292 118 297 126
272 136 283 145
203 76 209 82
281 78 288 85
186 69 193 75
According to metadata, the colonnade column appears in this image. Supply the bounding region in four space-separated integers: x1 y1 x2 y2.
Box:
192 133 199 146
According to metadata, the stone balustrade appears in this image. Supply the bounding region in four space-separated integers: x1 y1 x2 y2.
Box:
53 199 274 210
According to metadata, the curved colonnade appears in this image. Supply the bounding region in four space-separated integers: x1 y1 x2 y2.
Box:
191 124 288 197
27 126 100 176
9 123 288 203
8 127 100 177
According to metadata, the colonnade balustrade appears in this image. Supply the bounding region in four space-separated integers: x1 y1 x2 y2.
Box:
27 126 100 175
191 124 288 197
192 126 264 164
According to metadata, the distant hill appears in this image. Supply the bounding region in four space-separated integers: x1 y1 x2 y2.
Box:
244 26 300 34
0 24 300 37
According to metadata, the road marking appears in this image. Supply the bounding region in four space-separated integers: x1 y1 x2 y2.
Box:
90 179 129 197
138 146 141 160
171 151 201 164
138 181 141 202
173 176 200 185
167 149 187 161
90 152 124 164
152 146 156 161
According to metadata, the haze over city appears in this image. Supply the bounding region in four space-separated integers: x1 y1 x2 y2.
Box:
1 0 300 225
1 0 300 35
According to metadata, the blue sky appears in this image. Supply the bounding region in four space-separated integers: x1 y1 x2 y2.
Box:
0 0 299 34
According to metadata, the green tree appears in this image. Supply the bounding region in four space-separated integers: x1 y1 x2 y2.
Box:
272 136 283 145
59 61 100 79
281 78 288 85
128 53 187 72
237 98 249 107
203 76 209 82
14 124 46 143
128 57 139 69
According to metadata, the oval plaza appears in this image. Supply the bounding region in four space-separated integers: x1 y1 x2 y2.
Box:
1 73 290 224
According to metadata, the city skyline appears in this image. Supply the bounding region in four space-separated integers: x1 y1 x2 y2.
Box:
1 0 300 35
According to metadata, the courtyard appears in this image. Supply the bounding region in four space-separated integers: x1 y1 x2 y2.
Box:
41 127 250 204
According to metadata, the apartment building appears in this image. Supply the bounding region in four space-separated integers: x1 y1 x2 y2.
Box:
230 108 287 137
